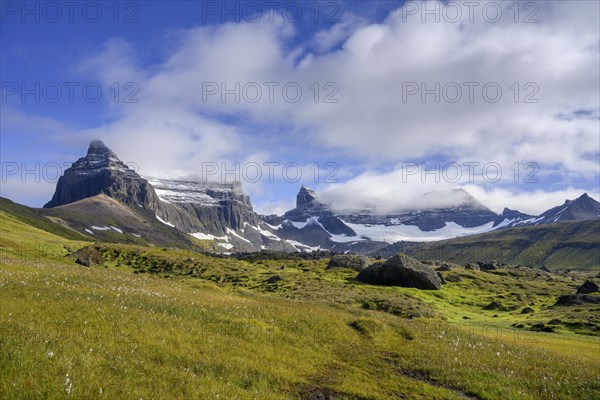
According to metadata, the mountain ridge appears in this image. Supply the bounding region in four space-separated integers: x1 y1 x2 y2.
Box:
38 140 600 253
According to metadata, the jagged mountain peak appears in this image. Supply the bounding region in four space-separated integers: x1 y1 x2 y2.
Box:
297 185 322 210
44 140 151 209
534 192 600 224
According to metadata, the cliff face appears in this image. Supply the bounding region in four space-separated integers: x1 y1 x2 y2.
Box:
145 177 261 235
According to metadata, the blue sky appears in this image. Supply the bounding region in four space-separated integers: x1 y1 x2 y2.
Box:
1 0 599 215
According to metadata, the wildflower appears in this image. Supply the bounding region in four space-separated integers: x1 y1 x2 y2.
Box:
47 351 54 358
64 374 72 395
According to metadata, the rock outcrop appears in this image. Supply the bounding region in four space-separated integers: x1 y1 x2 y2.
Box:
576 280 599 294
356 253 442 290
326 254 369 272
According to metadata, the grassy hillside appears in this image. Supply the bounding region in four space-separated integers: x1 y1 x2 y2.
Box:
0 197 92 242
376 220 600 271
1 211 599 399
0 196 218 253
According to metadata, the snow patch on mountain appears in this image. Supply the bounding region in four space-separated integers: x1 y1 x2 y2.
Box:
340 220 495 243
227 228 252 244
156 216 175 227
246 223 281 241
190 232 227 241
285 240 322 252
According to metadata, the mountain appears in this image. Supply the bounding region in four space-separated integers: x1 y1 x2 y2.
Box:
43 140 295 253
492 194 600 229
492 208 535 228
31 140 600 254
261 187 502 253
536 193 600 223
338 189 499 231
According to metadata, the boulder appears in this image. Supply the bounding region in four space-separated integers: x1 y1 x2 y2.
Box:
477 261 498 271
436 264 453 272
326 254 370 272
484 301 502 310
266 275 283 284
520 307 534 314
446 274 462 283
465 263 480 271
356 254 442 290
576 280 599 294
555 294 600 306
75 257 91 267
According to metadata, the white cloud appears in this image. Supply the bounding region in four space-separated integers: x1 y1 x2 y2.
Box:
23 0 597 213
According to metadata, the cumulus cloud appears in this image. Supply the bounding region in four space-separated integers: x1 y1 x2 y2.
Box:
38 0 599 212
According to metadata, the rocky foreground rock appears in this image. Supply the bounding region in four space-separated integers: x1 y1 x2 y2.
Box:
576 280 599 294
326 254 370 272
356 253 442 290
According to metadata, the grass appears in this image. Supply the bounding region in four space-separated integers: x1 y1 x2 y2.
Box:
1 211 599 399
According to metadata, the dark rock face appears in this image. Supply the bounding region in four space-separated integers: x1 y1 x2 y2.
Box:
45 140 162 210
540 266 552 273
356 254 442 290
576 280 599 294
555 294 600 305
326 254 369 272
296 186 323 210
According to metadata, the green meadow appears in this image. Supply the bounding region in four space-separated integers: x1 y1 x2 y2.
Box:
1 210 599 399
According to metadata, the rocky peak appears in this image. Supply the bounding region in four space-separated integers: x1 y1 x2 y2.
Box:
296 186 322 210
492 207 533 228
44 140 154 208
87 139 117 158
501 207 532 219
536 192 600 223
